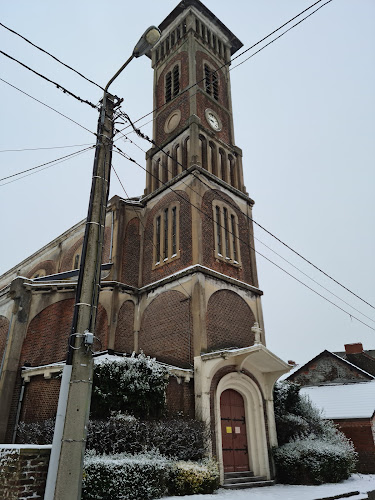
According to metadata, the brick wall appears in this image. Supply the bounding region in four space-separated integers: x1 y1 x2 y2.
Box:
0 315 9 367
201 189 253 284
142 191 192 286
120 218 140 286
114 301 135 353
0 445 51 500
166 377 195 418
335 418 375 473
21 376 61 423
139 290 192 368
155 51 189 147
206 290 255 351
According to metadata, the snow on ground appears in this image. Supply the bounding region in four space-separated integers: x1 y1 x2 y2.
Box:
163 475 375 500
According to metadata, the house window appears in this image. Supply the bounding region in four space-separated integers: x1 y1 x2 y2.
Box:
213 203 240 265
204 64 219 101
154 203 180 267
165 65 180 103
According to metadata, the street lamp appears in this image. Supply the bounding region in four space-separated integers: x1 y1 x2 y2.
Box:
45 26 161 500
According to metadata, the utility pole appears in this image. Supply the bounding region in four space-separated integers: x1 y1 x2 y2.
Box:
45 26 161 500
51 92 116 499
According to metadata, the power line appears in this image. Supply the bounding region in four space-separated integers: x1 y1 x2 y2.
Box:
0 143 93 153
116 116 375 313
0 146 95 186
0 50 98 109
0 77 97 137
116 0 331 135
0 22 104 91
113 144 375 332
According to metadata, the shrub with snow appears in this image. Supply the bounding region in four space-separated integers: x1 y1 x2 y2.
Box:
91 353 169 419
17 419 55 444
82 451 169 500
273 381 357 484
168 459 219 496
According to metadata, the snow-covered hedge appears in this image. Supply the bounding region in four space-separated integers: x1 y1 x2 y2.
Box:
82 451 169 500
273 382 357 484
91 353 169 418
82 453 219 499
168 459 219 496
273 436 356 485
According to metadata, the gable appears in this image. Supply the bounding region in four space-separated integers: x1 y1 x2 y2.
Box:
288 350 373 387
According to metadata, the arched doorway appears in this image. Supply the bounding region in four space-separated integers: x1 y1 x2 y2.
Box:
220 389 249 473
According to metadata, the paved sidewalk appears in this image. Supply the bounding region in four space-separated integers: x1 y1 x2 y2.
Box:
163 474 375 500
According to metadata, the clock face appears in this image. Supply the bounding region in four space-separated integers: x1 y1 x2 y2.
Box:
205 109 221 131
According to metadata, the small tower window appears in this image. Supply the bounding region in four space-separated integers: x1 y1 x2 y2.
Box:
165 65 180 103
204 64 219 101
74 254 80 269
163 208 169 260
213 203 241 265
156 216 161 263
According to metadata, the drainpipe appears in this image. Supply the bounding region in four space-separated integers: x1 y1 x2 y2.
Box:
12 373 26 443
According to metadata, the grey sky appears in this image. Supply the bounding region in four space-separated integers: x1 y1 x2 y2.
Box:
0 0 374 365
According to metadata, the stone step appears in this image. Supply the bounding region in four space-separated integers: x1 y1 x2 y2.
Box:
222 479 275 490
224 475 266 485
224 470 254 479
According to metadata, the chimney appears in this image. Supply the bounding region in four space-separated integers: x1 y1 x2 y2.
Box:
345 343 363 355
288 360 297 367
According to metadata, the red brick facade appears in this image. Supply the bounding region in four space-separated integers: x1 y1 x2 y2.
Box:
26 260 56 279
166 377 195 418
121 217 140 287
201 189 254 284
206 290 255 351
21 376 61 423
139 290 192 367
335 418 375 473
114 301 135 353
142 190 192 286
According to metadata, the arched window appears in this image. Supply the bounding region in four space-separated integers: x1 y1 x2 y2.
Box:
204 64 219 101
165 65 180 103
153 203 180 267
209 141 217 176
219 148 227 182
199 134 207 170
74 254 80 269
229 154 236 188
212 202 240 265
183 136 190 170
153 159 160 190
172 144 179 178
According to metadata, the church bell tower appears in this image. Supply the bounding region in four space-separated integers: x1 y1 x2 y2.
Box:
145 0 247 195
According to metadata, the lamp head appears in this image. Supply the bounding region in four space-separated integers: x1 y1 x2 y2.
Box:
133 26 161 58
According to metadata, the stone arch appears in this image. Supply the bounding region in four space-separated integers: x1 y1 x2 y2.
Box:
206 290 255 351
23 299 108 366
215 371 270 479
26 260 56 279
139 290 192 367
114 301 135 353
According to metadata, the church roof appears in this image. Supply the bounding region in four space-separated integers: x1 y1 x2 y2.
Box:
158 0 243 55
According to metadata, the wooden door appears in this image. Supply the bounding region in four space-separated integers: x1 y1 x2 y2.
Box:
220 389 249 472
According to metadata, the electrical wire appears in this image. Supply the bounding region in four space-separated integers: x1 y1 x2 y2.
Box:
0 146 95 186
0 21 104 91
0 143 93 153
113 144 375 332
116 0 332 135
0 50 98 109
0 77 97 137
117 109 375 313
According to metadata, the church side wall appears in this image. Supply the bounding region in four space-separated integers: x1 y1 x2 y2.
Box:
335 418 375 473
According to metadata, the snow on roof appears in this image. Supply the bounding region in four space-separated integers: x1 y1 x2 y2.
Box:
300 381 375 419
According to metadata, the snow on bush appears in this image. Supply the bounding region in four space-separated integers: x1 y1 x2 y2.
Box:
273 381 357 484
91 353 169 419
168 459 219 496
17 419 55 444
273 435 357 485
82 451 170 500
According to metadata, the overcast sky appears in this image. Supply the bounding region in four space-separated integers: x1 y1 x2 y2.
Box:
1 0 374 366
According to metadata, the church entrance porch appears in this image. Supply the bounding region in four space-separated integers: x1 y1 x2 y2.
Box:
220 389 248 473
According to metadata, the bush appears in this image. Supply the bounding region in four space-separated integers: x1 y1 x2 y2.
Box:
91 353 169 419
273 436 357 485
82 451 169 500
16 419 55 444
273 381 357 484
168 459 219 496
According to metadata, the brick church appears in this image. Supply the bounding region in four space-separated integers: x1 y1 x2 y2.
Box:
0 0 289 484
